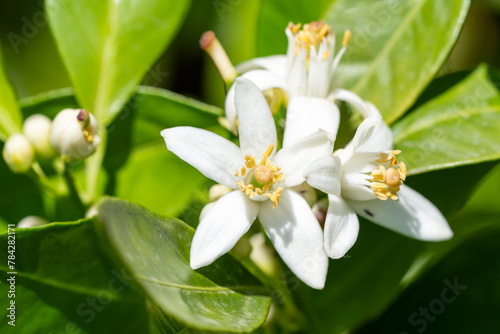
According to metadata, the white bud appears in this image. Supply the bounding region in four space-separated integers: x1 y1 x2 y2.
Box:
199 202 215 221
249 233 278 277
17 215 49 228
208 184 232 202
50 108 100 161
2 133 35 173
23 114 56 159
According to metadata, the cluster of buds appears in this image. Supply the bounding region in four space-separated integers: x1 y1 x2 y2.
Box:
2 108 100 173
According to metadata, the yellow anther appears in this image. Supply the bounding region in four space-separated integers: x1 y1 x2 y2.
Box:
318 24 329 40
260 144 275 165
391 150 402 156
377 153 391 163
399 162 407 181
234 170 239 176
390 155 398 167
371 182 388 190
288 22 302 34
375 191 388 201
342 30 351 47
256 188 264 196
322 49 331 60
248 191 255 198
262 183 271 192
240 167 246 176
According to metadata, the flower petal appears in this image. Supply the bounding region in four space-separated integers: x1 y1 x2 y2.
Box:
275 130 334 187
234 77 278 157
283 96 340 148
161 126 241 188
190 191 259 269
347 185 453 241
225 70 288 134
235 55 287 78
337 117 380 164
304 156 342 196
324 195 359 259
330 88 377 118
259 189 328 289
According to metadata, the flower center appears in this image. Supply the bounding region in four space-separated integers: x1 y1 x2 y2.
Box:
369 150 407 201
77 109 95 143
234 144 284 208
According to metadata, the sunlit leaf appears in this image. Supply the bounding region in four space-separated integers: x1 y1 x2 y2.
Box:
0 44 22 141
96 197 271 332
46 0 192 125
394 65 500 175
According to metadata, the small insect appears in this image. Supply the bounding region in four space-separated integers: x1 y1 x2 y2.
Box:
363 208 374 217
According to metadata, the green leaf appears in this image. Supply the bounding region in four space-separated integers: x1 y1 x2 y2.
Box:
46 0 192 125
96 197 271 332
325 0 470 123
0 219 148 333
394 65 500 175
257 0 470 124
357 220 500 334
0 43 22 141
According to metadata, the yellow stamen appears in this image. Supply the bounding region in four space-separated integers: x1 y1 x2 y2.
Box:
240 167 246 176
342 30 351 47
322 49 331 60
260 144 274 165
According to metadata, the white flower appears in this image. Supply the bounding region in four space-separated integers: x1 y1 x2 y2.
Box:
50 108 100 161
225 21 357 138
2 133 35 173
305 117 453 259
23 114 56 159
161 78 333 289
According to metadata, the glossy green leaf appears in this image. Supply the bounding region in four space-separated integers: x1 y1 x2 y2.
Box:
46 0 192 125
326 0 470 123
257 0 470 124
394 65 500 175
357 220 500 334
0 44 22 141
0 219 148 333
96 197 271 332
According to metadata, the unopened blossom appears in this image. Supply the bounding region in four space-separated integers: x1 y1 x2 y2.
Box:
162 78 332 289
2 133 34 173
224 21 358 139
50 108 100 161
23 114 56 159
305 117 453 259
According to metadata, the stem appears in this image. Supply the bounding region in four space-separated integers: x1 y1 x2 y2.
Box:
63 163 86 214
85 128 107 203
30 162 60 196
239 257 307 331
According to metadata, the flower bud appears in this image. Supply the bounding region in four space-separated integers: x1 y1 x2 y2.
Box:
23 114 56 159
50 109 100 161
290 182 317 207
2 133 35 173
208 184 232 202
17 215 49 228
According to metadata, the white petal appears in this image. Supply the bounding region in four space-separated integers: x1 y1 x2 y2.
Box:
331 89 376 118
235 55 287 79
234 77 278 157
275 130 334 187
324 195 359 259
304 156 342 195
190 191 259 269
339 117 380 164
356 112 394 152
347 185 453 241
225 70 288 134
283 96 340 148
161 127 241 188
259 189 328 289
